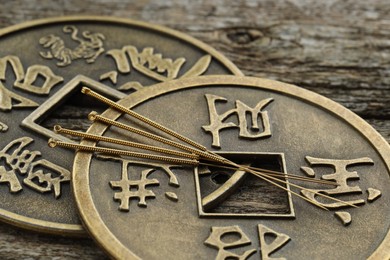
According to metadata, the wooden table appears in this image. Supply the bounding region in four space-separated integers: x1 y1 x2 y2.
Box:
0 1 389 258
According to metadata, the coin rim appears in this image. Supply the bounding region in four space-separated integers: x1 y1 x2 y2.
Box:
73 75 390 259
0 16 243 236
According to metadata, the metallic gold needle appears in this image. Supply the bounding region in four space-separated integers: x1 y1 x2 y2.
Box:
246 165 339 186
49 133 344 209
83 89 356 210
79 88 358 210
49 134 349 210
55 125 336 186
89 112 338 185
57 123 334 188
48 139 198 165
49 135 352 210
88 111 225 164
82 87 207 152
56 122 336 186
199 161 357 208
244 166 358 209
219 159 329 210
199 162 338 186
208 156 358 209
54 125 199 160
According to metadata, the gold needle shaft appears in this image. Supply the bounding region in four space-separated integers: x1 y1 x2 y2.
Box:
246 166 358 208
214 155 358 209
48 139 198 166
209 154 357 209
52 125 333 188
48 135 331 209
49 134 352 209
82 87 207 152
54 125 199 160
199 162 338 186
88 111 224 163
54 125 338 187
56 123 337 188
246 165 339 186
230 161 329 210
80 89 356 210
207 148 358 208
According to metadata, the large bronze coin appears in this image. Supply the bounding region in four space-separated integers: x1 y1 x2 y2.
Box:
0 16 241 235
73 76 389 259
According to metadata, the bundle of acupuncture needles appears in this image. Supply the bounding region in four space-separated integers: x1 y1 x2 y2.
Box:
48 87 359 211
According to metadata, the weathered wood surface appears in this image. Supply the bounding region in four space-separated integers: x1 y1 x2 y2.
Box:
0 0 389 258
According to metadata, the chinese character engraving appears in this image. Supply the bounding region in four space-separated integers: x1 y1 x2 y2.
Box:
98 155 180 212
99 71 118 84
202 94 273 148
23 159 71 198
105 45 211 91
165 192 178 202
110 168 159 211
107 46 186 81
0 164 22 193
13 65 63 95
0 81 38 111
258 224 291 260
0 137 39 192
204 225 256 260
367 187 381 202
205 225 291 260
334 211 351 226
0 137 70 198
39 25 105 67
0 121 8 132
300 156 374 209
0 55 64 111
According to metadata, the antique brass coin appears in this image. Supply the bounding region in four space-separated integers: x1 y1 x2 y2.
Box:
0 16 242 235
73 76 389 259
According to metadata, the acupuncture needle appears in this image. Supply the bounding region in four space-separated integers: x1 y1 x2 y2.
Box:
49 137 330 210
79 88 358 209
54 125 337 186
54 87 358 210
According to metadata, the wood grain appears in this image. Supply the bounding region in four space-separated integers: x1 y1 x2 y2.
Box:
0 0 389 258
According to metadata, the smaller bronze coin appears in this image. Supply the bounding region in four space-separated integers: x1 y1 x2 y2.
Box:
0 16 241 236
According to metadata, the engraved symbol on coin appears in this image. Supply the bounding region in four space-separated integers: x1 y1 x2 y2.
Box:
107 46 186 81
367 187 381 202
0 137 70 197
107 45 212 91
202 94 273 148
98 155 180 211
0 121 8 132
204 225 256 260
0 55 63 111
39 25 105 67
300 156 374 208
299 156 382 224
110 167 159 210
204 224 291 260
